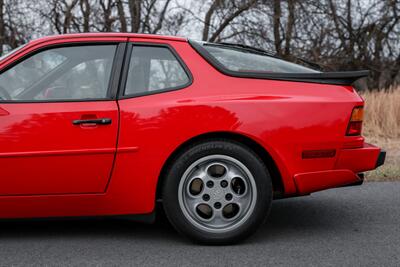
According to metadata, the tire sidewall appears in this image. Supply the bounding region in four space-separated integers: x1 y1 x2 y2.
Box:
162 140 273 244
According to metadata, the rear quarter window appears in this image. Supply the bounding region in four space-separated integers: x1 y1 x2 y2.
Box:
124 45 191 96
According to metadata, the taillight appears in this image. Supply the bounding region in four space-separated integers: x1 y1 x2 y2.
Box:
346 106 364 136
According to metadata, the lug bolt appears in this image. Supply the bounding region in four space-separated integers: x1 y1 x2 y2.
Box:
220 180 228 188
206 181 214 188
214 202 222 209
225 193 233 201
203 194 210 201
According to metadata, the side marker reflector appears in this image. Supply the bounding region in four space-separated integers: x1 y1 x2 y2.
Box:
302 149 336 159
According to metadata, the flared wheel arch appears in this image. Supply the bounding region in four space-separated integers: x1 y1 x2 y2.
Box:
156 131 284 202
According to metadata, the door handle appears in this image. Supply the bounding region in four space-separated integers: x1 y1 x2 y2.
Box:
72 118 112 125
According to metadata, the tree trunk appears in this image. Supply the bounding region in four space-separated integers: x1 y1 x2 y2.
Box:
202 0 221 41
80 0 90 32
284 0 295 57
117 0 127 32
129 0 141 33
0 0 4 55
346 0 354 56
273 0 282 55
63 0 79 33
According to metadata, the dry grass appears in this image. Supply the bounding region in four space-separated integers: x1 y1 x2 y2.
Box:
361 88 400 181
362 88 400 140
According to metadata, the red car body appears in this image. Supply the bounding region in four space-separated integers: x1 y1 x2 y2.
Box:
0 33 384 219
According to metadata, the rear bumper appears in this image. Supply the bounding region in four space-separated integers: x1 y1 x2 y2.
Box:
294 143 385 195
375 150 386 168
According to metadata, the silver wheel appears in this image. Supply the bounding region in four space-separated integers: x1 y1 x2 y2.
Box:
178 155 257 233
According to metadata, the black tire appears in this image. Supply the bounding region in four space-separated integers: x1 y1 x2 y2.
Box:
162 139 273 245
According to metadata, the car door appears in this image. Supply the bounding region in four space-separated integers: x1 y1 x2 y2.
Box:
0 41 124 195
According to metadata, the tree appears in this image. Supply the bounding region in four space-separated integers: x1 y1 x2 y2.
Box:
0 0 399 89
0 0 4 55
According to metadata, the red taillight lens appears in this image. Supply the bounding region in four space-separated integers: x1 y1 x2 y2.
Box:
346 107 364 136
347 121 363 136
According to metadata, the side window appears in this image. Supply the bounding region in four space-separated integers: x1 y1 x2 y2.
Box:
124 45 190 96
0 45 117 101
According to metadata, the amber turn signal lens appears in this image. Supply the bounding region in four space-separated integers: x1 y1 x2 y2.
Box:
350 107 364 122
346 106 364 136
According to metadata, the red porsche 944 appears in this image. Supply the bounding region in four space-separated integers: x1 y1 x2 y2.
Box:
0 33 385 244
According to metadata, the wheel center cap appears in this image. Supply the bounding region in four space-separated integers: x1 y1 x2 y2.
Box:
211 189 223 200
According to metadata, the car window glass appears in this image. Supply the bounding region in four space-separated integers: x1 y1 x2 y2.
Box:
0 51 67 99
125 46 189 96
203 44 318 73
0 43 28 62
0 45 116 101
34 58 113 100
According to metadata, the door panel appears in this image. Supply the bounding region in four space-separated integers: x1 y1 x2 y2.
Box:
0 43 122 196
0 102 118 195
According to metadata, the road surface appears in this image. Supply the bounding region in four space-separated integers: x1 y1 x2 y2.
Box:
0 182 398 266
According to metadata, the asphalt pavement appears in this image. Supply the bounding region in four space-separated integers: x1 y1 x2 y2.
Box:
0 182 398 266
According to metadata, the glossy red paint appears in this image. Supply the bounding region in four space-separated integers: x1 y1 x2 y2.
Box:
0 101 118 195
0 33 383 218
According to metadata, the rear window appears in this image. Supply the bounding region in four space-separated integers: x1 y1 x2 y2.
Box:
202 43 318 74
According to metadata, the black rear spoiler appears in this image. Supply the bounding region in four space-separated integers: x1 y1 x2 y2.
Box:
250 70 370 86
189 40 370 86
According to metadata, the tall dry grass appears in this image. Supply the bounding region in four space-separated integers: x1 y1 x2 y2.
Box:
361 88 400 181
361 88 400 140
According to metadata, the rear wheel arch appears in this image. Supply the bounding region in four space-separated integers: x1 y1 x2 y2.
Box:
156 131 284 201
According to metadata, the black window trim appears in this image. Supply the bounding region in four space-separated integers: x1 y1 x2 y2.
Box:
0 41 127 103
189 39 369 86
117 42 193 100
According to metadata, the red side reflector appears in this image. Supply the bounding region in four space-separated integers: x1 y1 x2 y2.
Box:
302 149 336 159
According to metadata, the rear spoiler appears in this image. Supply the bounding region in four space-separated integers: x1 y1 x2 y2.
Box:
248 70 370 86
189 40 370 86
